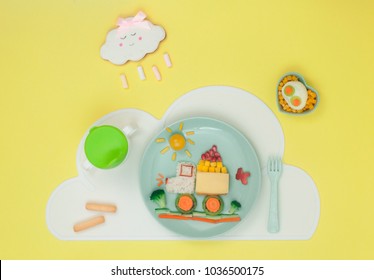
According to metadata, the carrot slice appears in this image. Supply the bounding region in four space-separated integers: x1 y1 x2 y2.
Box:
205 197 221 213
178 195 194 212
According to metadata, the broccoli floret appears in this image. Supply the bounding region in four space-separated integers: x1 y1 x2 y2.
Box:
228 200 241 214
150 189 167 208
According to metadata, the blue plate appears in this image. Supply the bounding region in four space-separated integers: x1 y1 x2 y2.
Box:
139 117 261 238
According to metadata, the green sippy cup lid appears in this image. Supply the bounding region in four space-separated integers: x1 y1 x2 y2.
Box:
84 125 129 169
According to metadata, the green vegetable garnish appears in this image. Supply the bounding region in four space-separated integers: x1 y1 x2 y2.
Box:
228 200 241 214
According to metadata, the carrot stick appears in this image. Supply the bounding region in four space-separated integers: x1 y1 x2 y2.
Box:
158 214 189 220
158 173 165 179
157 179 163 187
159 214 214 223
158 213 241 224
191 216 218 224
217 217 241 223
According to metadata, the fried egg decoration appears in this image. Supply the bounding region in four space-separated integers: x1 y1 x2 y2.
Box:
281 81 308 110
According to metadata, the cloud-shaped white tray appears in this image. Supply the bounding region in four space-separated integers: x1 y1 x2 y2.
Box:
46 86 320 240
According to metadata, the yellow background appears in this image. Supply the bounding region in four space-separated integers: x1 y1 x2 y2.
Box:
1 0 373 259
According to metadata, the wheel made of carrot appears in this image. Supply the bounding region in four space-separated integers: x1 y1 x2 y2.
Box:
203 195 224 216
175 194 197 214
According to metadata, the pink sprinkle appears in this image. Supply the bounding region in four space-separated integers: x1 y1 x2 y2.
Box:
152 65 161 81
119 74 128 89
138 36 142 40
163 53 172 67
119 43 123 47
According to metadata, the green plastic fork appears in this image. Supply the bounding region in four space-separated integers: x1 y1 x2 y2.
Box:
267 157 283 233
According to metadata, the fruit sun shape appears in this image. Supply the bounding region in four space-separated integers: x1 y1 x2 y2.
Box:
156 122 195 161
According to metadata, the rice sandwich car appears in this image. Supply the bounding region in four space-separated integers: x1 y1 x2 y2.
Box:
165 161 229 215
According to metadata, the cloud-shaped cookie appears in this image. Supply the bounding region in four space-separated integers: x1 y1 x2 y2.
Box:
100 11 166 65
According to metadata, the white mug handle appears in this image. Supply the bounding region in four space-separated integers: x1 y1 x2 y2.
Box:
83 160 94 171
122 124 137 137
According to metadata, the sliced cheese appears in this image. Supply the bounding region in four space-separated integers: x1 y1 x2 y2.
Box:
195 171 229 195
